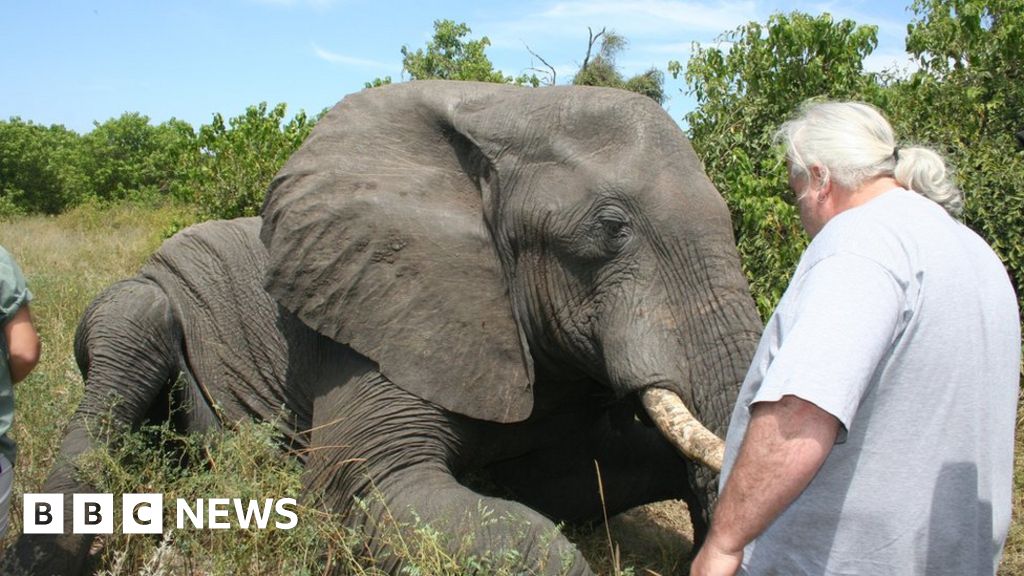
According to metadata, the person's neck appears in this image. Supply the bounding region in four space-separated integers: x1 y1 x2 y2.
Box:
834 176 900 213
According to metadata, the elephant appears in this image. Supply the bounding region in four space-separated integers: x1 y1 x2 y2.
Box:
7 80 763 575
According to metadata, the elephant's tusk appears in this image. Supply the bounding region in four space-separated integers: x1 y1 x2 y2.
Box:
641 387 724 473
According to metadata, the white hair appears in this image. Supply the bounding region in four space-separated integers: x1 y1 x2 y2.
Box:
775 100 963 217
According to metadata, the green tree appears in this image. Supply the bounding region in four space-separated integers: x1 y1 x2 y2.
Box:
674 12 880 317
79 113 196 204
0 119 82 215
572 27 666 104
182 102 315 220
146 118 198 199
399 20 537 85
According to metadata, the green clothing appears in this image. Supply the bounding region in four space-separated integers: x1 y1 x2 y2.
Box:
0 246 31 466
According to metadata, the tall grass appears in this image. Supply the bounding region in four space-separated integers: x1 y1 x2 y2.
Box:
1 202 185 527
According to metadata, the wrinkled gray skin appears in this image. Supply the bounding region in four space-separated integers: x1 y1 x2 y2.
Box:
7 82 762 575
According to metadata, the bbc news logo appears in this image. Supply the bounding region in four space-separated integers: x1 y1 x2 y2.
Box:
23 494 298 534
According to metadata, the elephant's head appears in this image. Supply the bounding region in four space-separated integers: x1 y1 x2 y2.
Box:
260 81 761 497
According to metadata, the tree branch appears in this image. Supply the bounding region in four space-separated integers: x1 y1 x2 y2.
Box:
581 26 607 74
525 43 557 85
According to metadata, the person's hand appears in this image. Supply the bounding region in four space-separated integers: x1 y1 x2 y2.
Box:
689 540 743 576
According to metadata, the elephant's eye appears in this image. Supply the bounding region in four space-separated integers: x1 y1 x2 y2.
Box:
597 211 632 251
566 205 633 261
601 218 628 239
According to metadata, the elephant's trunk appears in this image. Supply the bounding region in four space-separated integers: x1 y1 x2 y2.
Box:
640 387 724 473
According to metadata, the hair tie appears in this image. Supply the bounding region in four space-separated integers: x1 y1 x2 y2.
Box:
893 146 900 162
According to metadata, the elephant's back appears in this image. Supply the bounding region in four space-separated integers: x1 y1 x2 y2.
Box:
141 217 311 436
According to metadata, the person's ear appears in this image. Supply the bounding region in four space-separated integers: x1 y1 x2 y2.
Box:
810 165 830 202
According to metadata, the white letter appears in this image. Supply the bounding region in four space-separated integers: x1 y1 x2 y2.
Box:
275 498 298 529
123 493 163 534
73 493 113 534
177 498 204 529
234 499 274 529
207 498 230 529
23 494 64 534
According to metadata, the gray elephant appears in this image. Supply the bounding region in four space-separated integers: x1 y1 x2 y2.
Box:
8 81 762 575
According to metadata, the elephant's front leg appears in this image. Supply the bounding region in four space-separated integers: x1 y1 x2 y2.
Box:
364 466 593 575
303 364 596 576
5 280 182 576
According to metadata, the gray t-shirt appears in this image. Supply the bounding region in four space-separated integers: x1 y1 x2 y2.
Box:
721 188 1020 575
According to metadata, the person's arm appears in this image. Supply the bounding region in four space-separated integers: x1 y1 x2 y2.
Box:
690 394 840 576
5 304 40 383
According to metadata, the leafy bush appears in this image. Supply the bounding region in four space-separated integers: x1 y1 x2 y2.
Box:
573 29 665 104
177 102 316 221
675 12 880 319
0 119 82 215
78 113 195 205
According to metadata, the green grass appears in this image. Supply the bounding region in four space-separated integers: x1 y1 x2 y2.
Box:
1 202 1019 575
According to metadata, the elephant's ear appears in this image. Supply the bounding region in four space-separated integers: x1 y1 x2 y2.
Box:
260 81 534 423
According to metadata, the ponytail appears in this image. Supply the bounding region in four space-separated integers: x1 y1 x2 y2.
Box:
893 146 963 217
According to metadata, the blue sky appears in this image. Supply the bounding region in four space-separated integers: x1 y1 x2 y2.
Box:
3 0 919 134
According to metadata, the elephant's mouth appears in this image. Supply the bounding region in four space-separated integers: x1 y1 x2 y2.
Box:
641 387 724 473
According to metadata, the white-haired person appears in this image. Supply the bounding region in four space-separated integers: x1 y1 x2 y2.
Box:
691 101 1020 576
0 245 40 536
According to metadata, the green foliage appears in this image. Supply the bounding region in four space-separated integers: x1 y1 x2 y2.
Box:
572 29 666 104
624 70 666 103
179 102 315 220
401 20 537 85
0 119 82 215
364 75 393 89
0 114 197 216
78 113 193 204
1 104 313 221
676 12 880 318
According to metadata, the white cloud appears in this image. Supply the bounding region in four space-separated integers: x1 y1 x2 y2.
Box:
536 0 756 35
482 0 755 74
312 44 387 68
